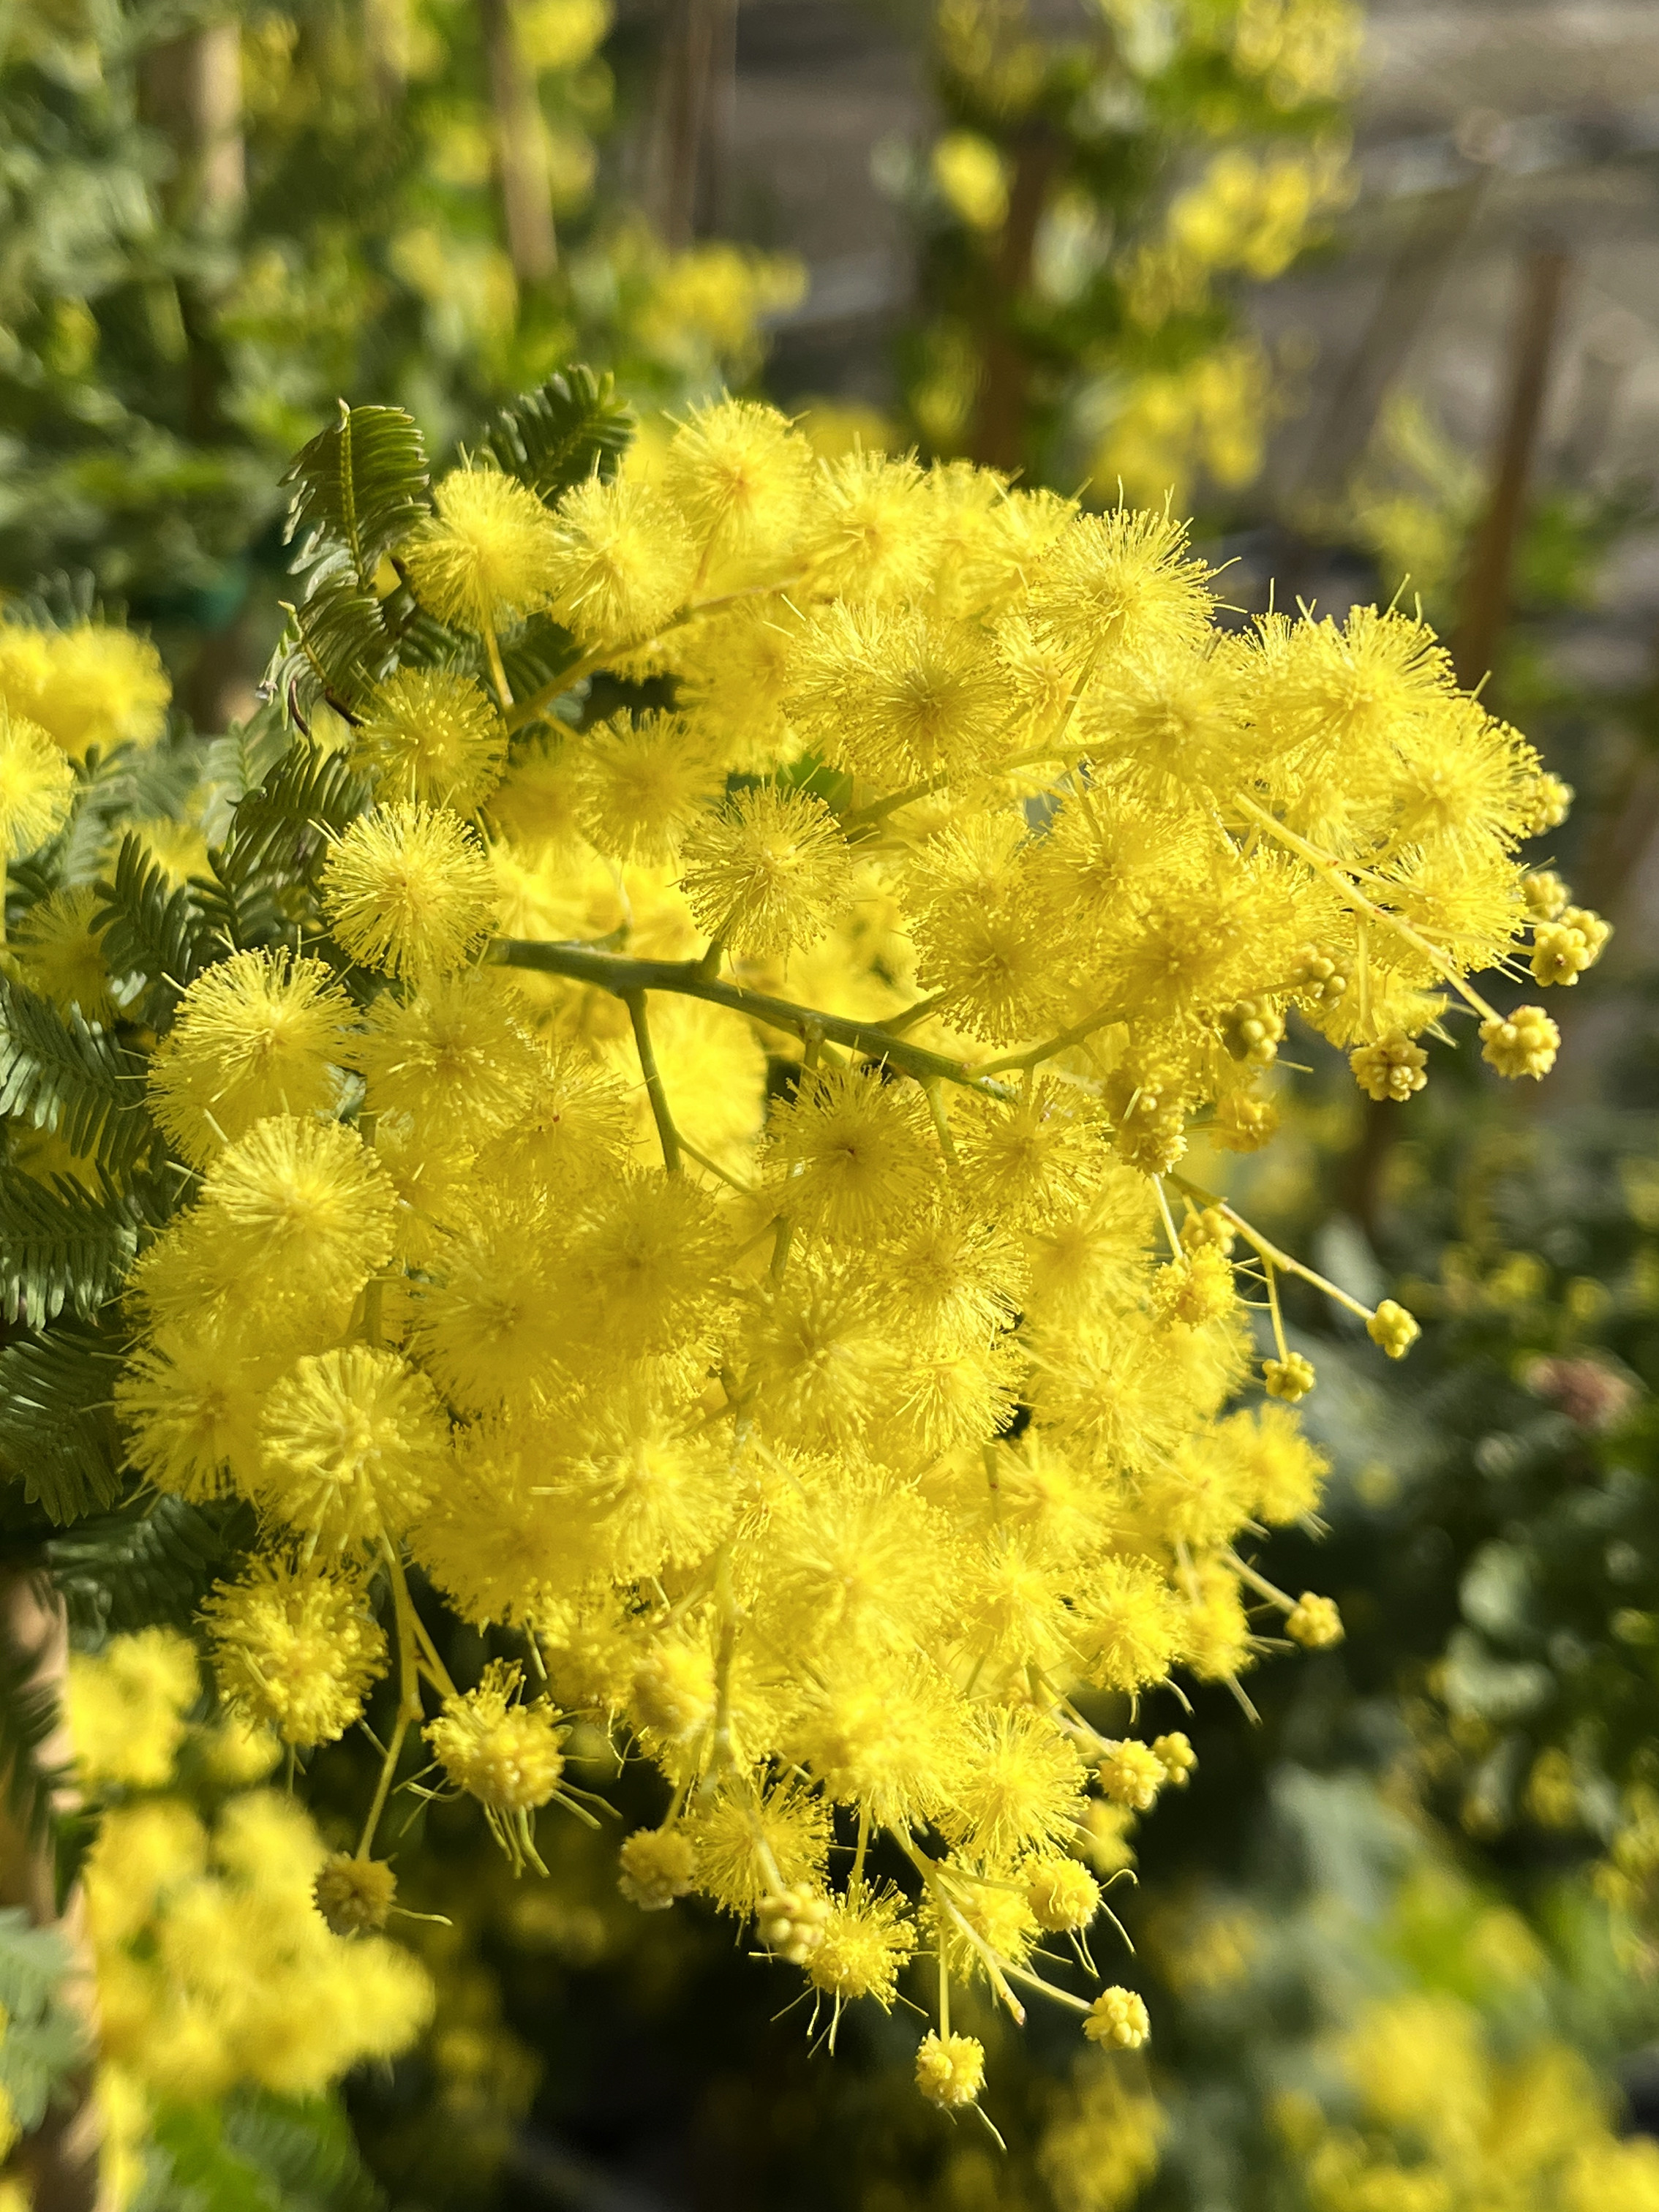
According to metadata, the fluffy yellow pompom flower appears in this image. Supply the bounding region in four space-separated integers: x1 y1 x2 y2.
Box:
617 1827 697 1911
767 1065 938 1241
801 449 939 605
1072 1555 1184 1691
201 1555 388 1747
67 1628 198 1792
663 396 813 581
1097 1737 1168 1812
680 786 854 957
948 1706 1086 1860
1026 1856 1103 1933
193 1116 397 1304
320 803 499 979
915 2030 987 2109
807 1889 917 2006
257 1347 449 1550
351 971 535 1135
574 711 719 862
116 1323 288 1500
789 602 1012 784
402 467 558 631
1085 1986 1150 2049
0 620 170 759
353 667 508 810
312 1852 398 1936
0 712 75 859
1026 506 1214 661
148 949 353 1167
543 474 697 646
1286 1592 1344 1648
14 884 116 1022
426 1659 567 1870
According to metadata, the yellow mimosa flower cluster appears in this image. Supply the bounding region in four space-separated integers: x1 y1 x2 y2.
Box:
0 394 1601 2121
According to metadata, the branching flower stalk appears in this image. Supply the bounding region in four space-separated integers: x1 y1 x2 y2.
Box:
0 383 1609 2131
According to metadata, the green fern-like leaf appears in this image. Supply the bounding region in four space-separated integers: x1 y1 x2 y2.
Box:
479 365 633 501
284 401 431 584
148 2088 386 2212
500 611 583 708
275 559 401 715
198 710 296 846
93 834 221 1028
0 977 153 1175
0 1167 144 1328
219 2088 385 2211
192 741 371 953
49 1494 244 1639
0 1325 127 1526
0 1909 85 2130
277 403 430 717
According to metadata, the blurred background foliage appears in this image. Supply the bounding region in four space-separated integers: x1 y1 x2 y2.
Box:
9 0 1659 2208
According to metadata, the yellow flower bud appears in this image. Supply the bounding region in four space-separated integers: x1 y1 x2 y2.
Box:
1286 1592 1343 1649
1366 1298 1419 1359
1263 1352 1315 1402
915 2029 986 2108
313 1852 397 1936
1480 1005 1560 1080
1085 1985 1150 2050
1350 1033 1428 1103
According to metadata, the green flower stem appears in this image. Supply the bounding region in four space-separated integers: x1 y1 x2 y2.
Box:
1230 788 1502 1025
1225 1547 1296 1616
897 1833 1026 2025
358 1543 426 1861
976 1000 1121 1077
624 990 681 1172
481 619 514 713
1168 1174 1378 1326
487 937 1015 1100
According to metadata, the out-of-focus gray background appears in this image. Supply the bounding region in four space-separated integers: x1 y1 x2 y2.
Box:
730 0 1659 500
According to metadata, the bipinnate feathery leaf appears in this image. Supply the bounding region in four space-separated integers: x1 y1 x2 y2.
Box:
0 1167 145 1328
0 1323 127 1526
0 975 152 1174
284 402 432 587
0 1908 86 2127
93 832 219 1028
479 366 633 502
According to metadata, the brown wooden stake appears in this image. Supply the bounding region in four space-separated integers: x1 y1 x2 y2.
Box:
649 0 734 249
0 1564 106 2212
478 0 559 282
969 127 1058 475
1453 245 1572 693
138 23 246 226
696 0 739 240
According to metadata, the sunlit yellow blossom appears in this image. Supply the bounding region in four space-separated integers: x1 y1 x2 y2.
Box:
321 802 499 979
403 466 558 631
202 1555 388 1746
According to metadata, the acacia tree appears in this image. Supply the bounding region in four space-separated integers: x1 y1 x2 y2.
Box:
895 0 1357 505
